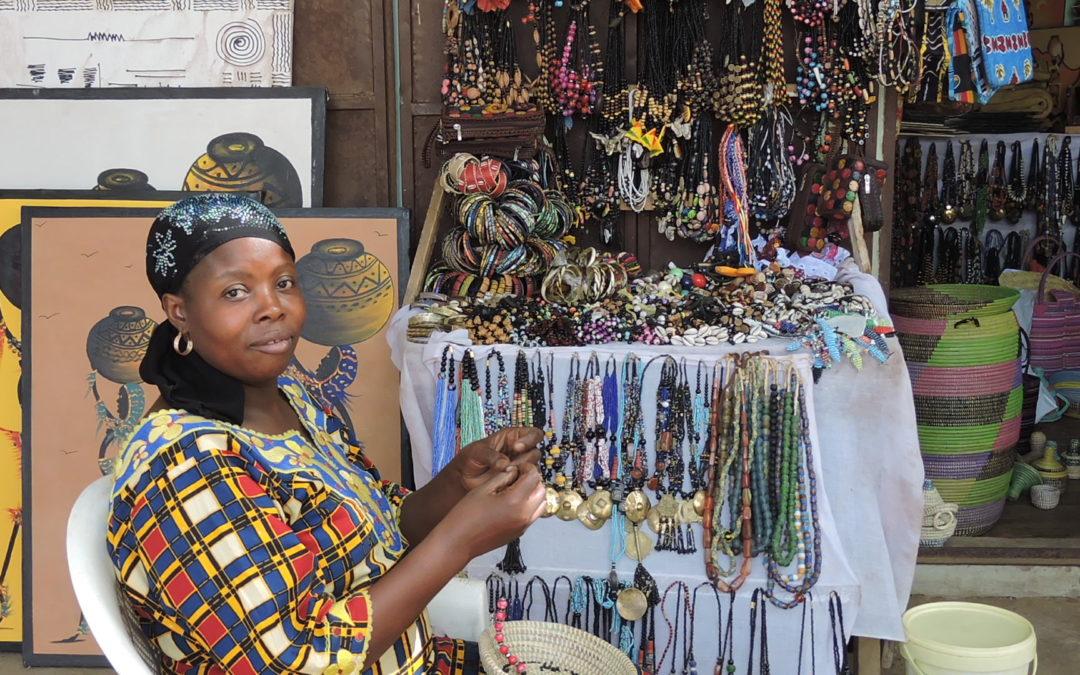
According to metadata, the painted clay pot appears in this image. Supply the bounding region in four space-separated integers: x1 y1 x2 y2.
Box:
297 238 394 346
93 168 156 192
86 306 156 384
183 132 302 208
0 225 21 309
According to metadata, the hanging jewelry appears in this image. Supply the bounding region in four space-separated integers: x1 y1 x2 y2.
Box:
432 346 458 476
988 140 1008 222
940 140 958 224
1005 140 1027 224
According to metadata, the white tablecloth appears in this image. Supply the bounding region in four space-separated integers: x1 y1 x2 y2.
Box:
388 266 922 670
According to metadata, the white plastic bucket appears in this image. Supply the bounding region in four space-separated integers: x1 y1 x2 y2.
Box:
900 602 1037 675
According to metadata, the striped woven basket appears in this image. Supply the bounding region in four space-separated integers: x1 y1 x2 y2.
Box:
893 284 1023 536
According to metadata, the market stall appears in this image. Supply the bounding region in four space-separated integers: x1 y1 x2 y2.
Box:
389 264 922 672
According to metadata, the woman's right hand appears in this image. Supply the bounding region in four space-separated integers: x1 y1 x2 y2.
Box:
441 462 547 560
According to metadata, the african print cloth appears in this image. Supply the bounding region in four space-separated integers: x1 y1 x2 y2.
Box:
107 376 478 675
972 0 1034 88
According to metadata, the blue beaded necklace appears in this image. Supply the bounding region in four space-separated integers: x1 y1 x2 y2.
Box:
431 345 458 476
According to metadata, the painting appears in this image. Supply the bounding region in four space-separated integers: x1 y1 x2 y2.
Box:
21 205 408 666
0 1 294 88
0 88 326 207
0 191 194 650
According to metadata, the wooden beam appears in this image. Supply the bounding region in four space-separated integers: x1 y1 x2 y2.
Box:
403 181 446 306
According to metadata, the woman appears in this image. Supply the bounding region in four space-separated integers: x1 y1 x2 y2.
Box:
108 194 546 675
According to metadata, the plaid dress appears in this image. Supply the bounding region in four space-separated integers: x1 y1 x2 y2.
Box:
107 376 478 675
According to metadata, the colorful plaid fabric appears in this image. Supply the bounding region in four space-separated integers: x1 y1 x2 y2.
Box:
108 376 477 675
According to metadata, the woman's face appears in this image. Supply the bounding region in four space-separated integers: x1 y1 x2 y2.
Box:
162 237 306 388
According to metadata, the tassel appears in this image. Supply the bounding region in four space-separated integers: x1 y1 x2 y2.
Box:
496 537 527 575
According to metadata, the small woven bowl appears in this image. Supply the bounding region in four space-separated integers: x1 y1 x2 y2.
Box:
479 621 639 675
1031 485 1061 510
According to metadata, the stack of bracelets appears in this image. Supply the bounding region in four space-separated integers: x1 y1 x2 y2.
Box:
427 153 574 297
540 247 642 305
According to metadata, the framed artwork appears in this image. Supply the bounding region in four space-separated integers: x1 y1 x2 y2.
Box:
0 190 195 650
21 206 408 667
0 1 294 88
0 87 326 208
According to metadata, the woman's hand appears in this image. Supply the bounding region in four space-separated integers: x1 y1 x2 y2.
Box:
454 426 543 493
442 462 547 560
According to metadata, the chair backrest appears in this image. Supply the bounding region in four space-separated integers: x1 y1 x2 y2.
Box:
66 475 160 675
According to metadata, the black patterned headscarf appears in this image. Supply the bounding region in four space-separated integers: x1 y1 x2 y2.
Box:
139 194 295 424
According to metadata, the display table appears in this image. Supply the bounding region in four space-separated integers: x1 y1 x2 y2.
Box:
388 268 922 671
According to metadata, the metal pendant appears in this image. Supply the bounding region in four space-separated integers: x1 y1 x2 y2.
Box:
622 488 651 524
626 528 655 561
942 204 958 224
556 489 583 522
646 506 662 534
576 501 605 530
692 489 706 515
587 488 614 519
616 587 649 621
543 486 560 518
657 493 679 518
679 498 703 524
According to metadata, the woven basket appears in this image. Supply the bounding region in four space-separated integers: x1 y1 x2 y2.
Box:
1031 485 1061 510
1007 461 1044 501
918 416 1022 454
889 285 1020 320
479 621 638 675
913 388 1024 427
953 499 1007 536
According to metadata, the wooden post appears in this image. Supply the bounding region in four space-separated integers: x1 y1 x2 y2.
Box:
403 182 447 306
849 196 872 274
856 637 883 675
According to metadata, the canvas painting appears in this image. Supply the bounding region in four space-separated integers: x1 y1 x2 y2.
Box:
0 191 192 649
0 0 294 88
22 206 408 666
0 88 325 208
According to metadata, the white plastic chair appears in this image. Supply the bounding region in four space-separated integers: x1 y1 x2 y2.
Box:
67 475 488 674
67 475 160 675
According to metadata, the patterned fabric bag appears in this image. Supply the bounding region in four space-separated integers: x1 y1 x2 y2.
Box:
971 0 1035 88
947 0 995 103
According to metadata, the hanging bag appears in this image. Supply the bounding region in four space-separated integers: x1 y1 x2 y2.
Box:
1029 251 1080 377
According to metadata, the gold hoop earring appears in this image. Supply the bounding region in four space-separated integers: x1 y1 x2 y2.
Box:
173 332 194 356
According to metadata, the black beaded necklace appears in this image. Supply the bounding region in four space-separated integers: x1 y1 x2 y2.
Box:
1005 140 1026 224
940 140 958 224
1024 139 1041 214
921 142 942 227
988 140 1008 221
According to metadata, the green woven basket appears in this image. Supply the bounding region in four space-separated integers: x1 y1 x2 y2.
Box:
889 284 1021 320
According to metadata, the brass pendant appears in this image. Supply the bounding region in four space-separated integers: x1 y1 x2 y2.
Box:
556 489 583 522
646 506 661 533
587 489 614 519
576 501 605 530
657 493 679 519
989 206 1005 221
692 490 706 515
942 205 958 224
616 587 649 621
679 498 703 524
626 528 654 561
623 489 651 524
959 203 974 220
543 487 560 518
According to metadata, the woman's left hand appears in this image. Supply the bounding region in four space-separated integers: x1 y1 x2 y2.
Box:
455 426 543 492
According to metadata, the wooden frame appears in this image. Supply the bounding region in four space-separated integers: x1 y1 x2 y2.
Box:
0 87 327 208
21 206 409 667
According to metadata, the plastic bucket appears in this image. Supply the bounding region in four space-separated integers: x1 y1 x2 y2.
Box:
900 602 1037 674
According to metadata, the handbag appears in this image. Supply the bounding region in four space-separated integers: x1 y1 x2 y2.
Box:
971 0 1035 88
1029 251 1080 378
424 107 547 167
